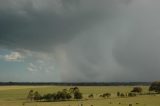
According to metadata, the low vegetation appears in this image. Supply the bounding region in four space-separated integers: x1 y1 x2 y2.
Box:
149 81 160 93
99 93 111 98
131 87 142 93
0 82 160 106
27 87 83 102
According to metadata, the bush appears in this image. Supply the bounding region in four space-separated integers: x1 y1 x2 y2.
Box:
131 87 142 93
74 91 83 99
66 93 72 100
101 93 111 98
88 94 94 98
42 93 55 101
69 87 79 93
28 87 82 102
120 93 125 97
41 90 72 102
27 90 34 101
128 92 136 97
117 92 120 97
56 91 66 100
33 91 41 101
149 81 160 93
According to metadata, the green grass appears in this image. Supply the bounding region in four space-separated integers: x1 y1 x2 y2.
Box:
0 86 159 106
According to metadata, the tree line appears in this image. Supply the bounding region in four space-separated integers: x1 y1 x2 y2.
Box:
27 87 82 102
26 81 160 102
0 82 151 86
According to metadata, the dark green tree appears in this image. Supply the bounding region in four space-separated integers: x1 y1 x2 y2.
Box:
42 93 54 101
149 81 160 93
33 91 41 101
117 91 120 97
74 91 83 99
131 87 142 93
66 93 72 100
27 90 34 101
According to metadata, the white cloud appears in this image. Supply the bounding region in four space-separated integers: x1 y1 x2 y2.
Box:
0 52 24 62
27 67 37 72
27 63 38 72
27 59 55 74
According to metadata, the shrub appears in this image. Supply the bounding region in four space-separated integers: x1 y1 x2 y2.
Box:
27 90 34 101
33 91 41 101
56 91 66 100
120 93 125 97
66 93 72 100
42 93 54 101
149 81 160 93
128 92 136 97
56 91 72 100
105 93 111 98
131 87 142 93
28 87 82 102
101 93 111 98
74 91 83 99
99 95 103 98
117 92 120 97
88 94 94 98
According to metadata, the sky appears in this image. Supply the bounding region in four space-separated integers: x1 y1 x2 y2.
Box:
0 0 160 82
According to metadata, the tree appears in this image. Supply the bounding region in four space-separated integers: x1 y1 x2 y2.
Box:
149 81 160 93
131 87 142 93
56 91 65 100
69 88 74 94
27 90 34 101
33 91 41 101
56 90 72 100
42 93 54 101
41 89 72 102
69 87 79 94
74 91 83 99
61 89 71 100
66 93 72 100
117 92 120 97
69 87 82 99
28 87 82 102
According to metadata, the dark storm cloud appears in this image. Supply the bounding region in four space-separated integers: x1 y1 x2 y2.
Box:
0 0 103 51
1 0 160 82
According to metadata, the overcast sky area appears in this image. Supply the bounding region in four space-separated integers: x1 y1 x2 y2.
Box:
0 0 160 82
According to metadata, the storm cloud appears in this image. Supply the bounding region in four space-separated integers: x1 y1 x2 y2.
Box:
0 0 160 82
0 0 105 51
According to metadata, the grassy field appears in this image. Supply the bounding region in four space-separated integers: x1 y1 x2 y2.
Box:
0 86 160 106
